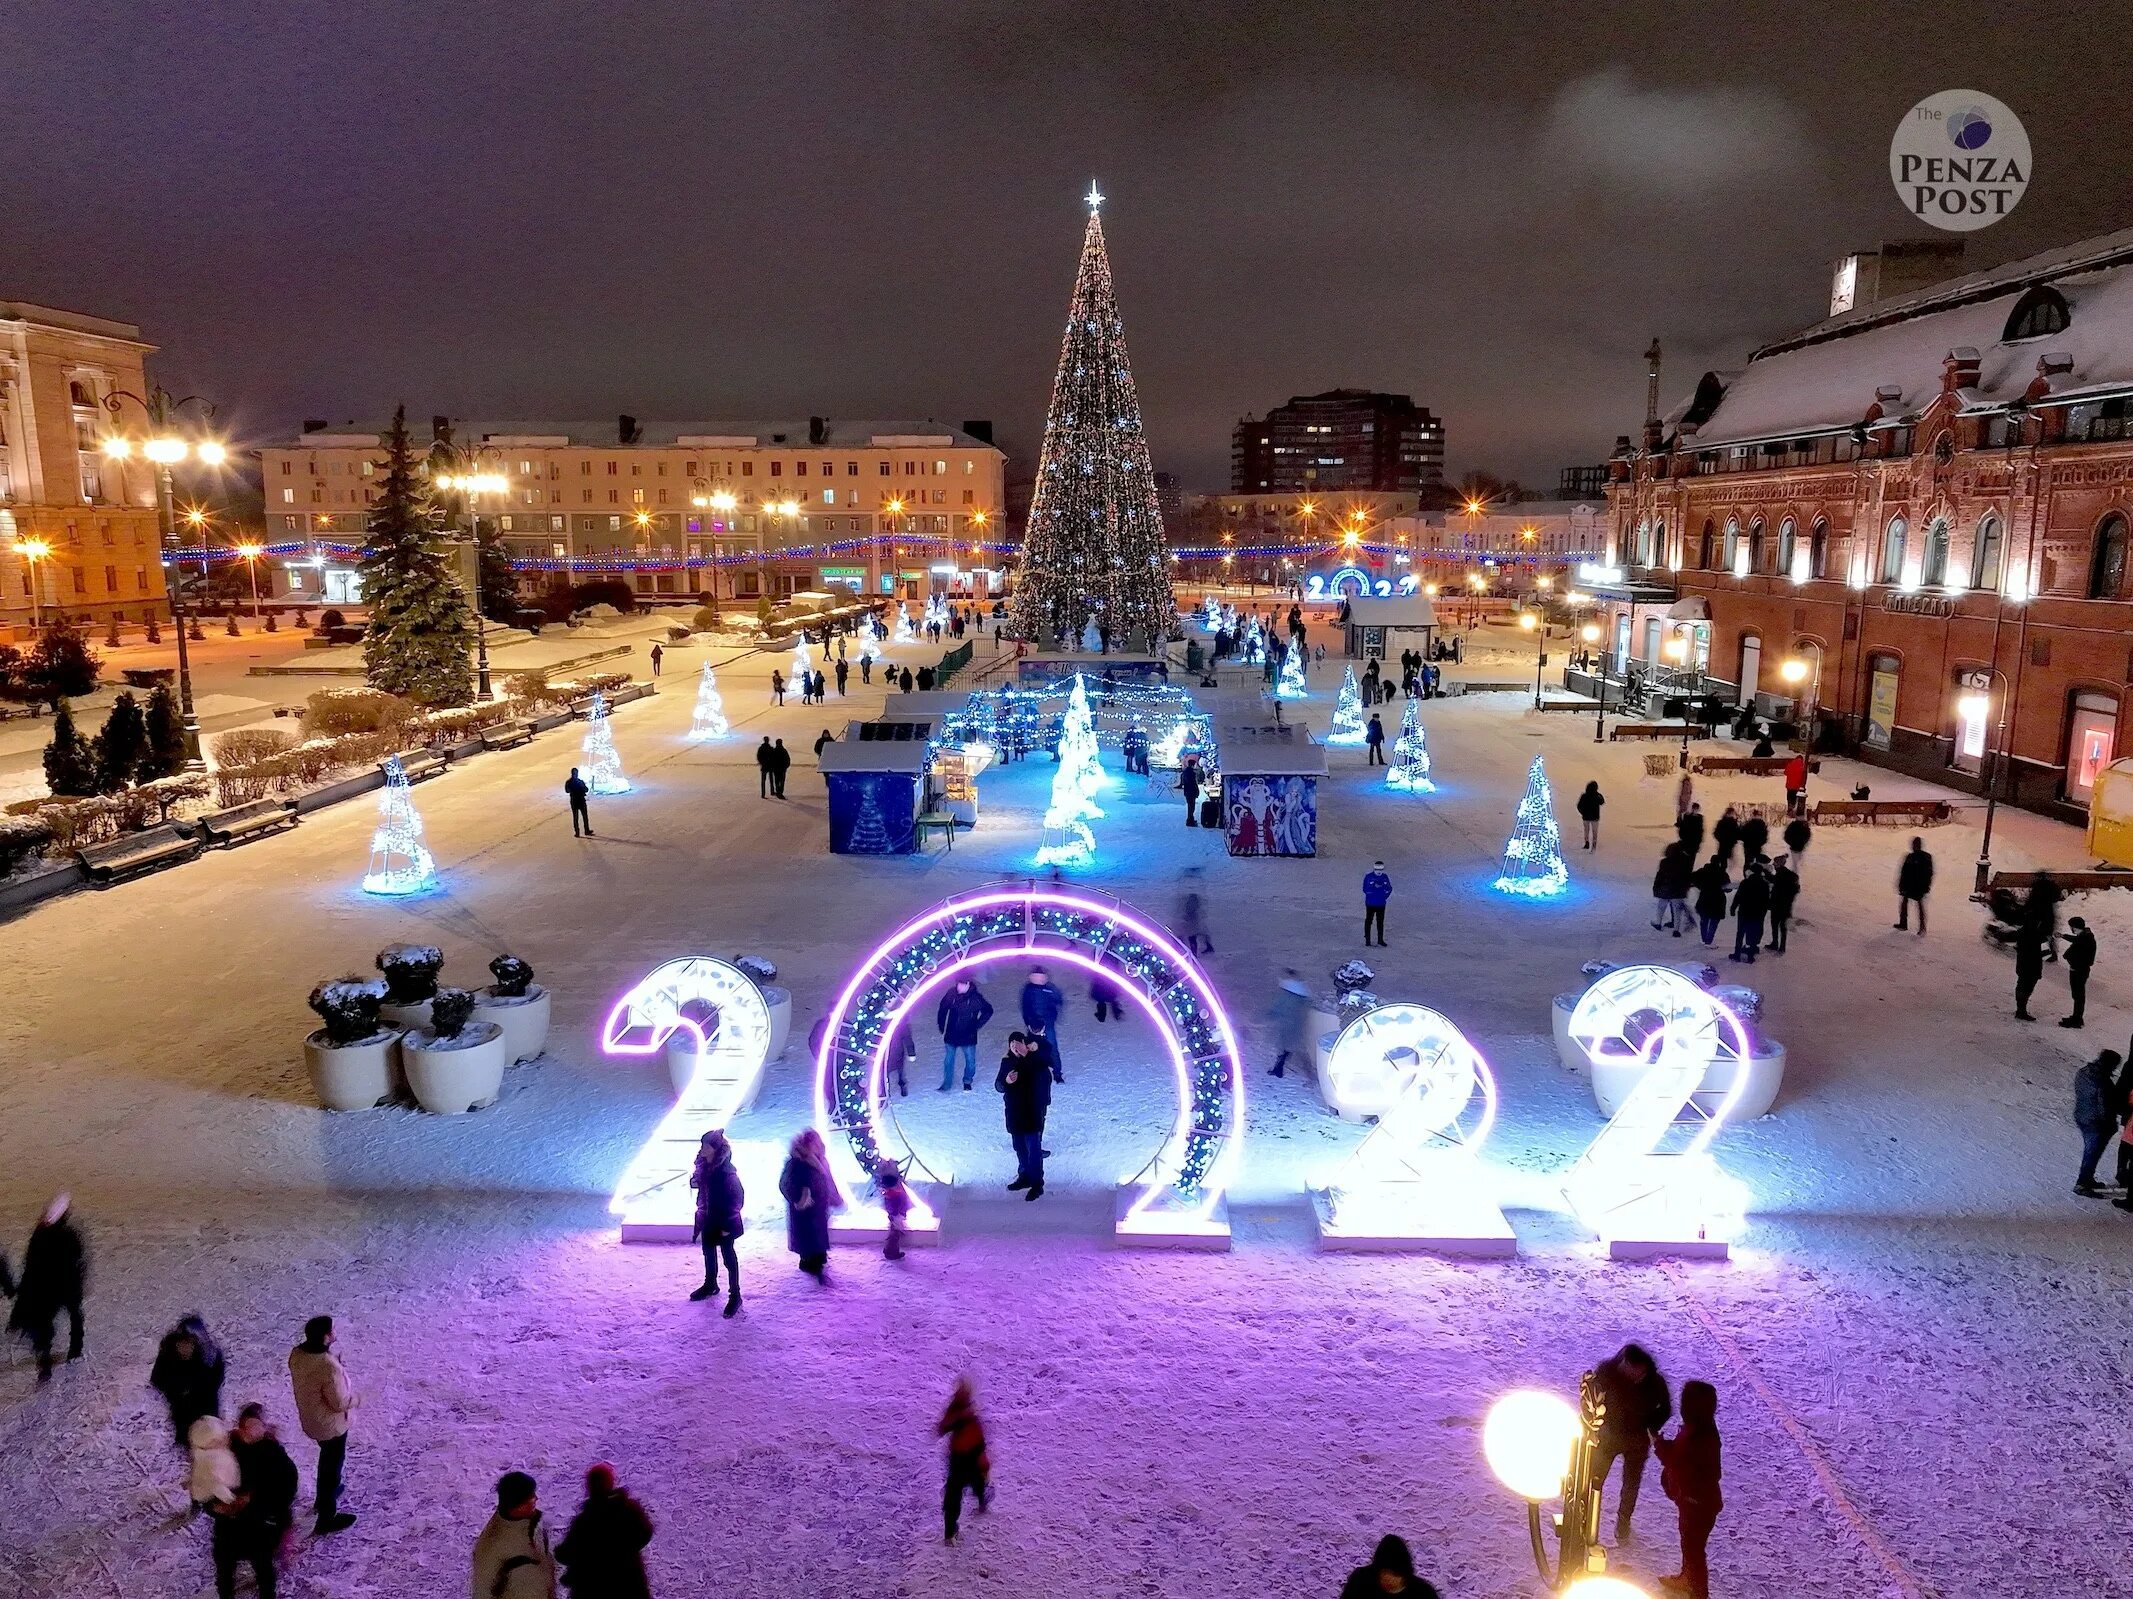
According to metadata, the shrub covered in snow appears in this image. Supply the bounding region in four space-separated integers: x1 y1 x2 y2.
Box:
488 954 535 998
213 727 296 768
1329 959 1374 994
308 977 387 1045
376 944 444 1003
1335 988 1379 1018
428 986 477 1040
303 687 416 738
733 954 778 986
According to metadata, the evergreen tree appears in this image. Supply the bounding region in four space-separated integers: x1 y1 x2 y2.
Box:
142 682 188 779
477 527 518 622
359 407 473 706
18 616 101 708
42 703 99 797
92 691 148 793
1009 187 1177 650
1327 668 1366 745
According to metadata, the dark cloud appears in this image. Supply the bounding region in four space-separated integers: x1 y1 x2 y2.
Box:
0 2 2123 490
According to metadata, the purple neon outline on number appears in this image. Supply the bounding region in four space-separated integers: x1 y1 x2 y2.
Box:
811 885 1245 1226
1324 1002 1500 1152
1567 965 1753 1164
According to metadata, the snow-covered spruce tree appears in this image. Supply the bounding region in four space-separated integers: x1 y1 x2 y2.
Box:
141 682 187 779
360 408 473 706
42 703 99 796
92 691 148 793
1009 188 1177 651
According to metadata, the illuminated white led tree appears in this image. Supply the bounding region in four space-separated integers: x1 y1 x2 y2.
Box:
891 601 915 644
790 633 813 684
1386 696 1435 792
1242 617 1266 665
581 692 631 794
1493 754 1566 896
1036 676 1107 868
1008 186 1177 651
687 663 730 740
1202 594 1222 629
361 755 437 895
1326 668 1366 745
1275 642 1308 699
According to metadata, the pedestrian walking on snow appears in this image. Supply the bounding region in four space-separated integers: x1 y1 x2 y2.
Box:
754 737 774 798
565 768 593 837
1590 1342 1673 1545
687 1130 744 1315
1089 970 1123 1023
1576 781 1605 850
556 1463 654 1599
1177 870 1211 954
1269 969 1313 1078
1019 966 1066 1083
899 666 914 693
1675 772 1695 820
9 1192 85 1383
778 1129 841 1281
936 976 994 1090
997 1033 1051 1199
152 1314 226 1448
1711 806 1741 865
212 1405 298 1599
1339 1535 1440 1599
1738 814 1768 863
1365 713 1386 765
770 670 785 706
1654 1380 1724 1598
648 643 662 677
1363 861 1392 947
1650 843 1694 936
2063 917 2098 1028
2015 922 2048 1021
1895 837 1934 934
1768 856 1800 953
472 1472 557 1599
286 1314 357 1534
1783 750 1809 815
835 659 849 696
860 656 872 686
813 728 835 759
937 1378 990 1544
1676 803 1705 857
770 739 790 797
1181 754 1204 826
878 1159 913 1261
1691 858 1731 946
2075 1051 2123 1196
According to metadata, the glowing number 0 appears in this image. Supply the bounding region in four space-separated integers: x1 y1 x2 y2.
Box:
1561 966 1751 1243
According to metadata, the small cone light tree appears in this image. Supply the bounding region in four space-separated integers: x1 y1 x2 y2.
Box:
1036 676 1106 868
582 692 632 794
1276 642 1308 699
688 663 730 740
1493 754 1568 897
1386 697 1435 793
362 755 437 895
1326 668 1367 745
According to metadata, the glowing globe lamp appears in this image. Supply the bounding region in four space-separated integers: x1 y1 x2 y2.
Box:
1483 1389 1581 1502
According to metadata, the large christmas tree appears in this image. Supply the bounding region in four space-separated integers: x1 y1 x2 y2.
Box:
1009 186 1177 652
360 408 473 705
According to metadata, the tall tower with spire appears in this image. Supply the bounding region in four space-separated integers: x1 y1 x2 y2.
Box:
1010 184 1177 651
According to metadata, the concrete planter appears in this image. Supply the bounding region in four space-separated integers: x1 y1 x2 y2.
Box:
304 1029 403 1111
473 985 551 1064
379 998 434 1032
402 1023 508 1113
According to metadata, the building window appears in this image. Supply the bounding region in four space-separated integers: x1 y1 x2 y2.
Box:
1809 520 1829 579
1951 671 1991 774
1746 517 1765 575
104 564 118 592
822 489 835 504
606 461 618 475
1697 520 1715 570
135 566 148 591
282 488 295 504
1777 517 1798 578
2066 691 2119 803
1879 517 1908 584
1922 517 1951 587
2089 513 2129 599
2003 285 2071 342
1720 518 1740 572
1972 514 2004 592
72 567 86 594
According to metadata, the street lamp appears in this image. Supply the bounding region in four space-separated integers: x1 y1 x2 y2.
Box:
1484 1383 1632 1593
1582 622 1605 740
1663 635 1694 769
14 537 52 626
1778 654 1822 754
102 385 223 771
1963 666 2015 891
1520 610 1546 708
432 464 509 700
235 542 264 615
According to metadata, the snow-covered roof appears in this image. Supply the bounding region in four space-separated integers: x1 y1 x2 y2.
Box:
1342 595 1438 628
1674 231 2133 450
286 419 1001 452
819 739 928 774
1214 721 1327 775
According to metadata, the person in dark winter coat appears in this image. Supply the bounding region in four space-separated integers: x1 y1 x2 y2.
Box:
1781 814 1812 876
769 669 786 706
555 1463 654 1599
755 737 775 799
1729 859 1771 962
1710 806 1741 865
1676 803 1705 857
151 1314 226 1447
565 768 593 837
1089 970 1122 1022
1768 856 1801 953
769 739 791 797
1575 781 1605 850
812 728 835 758
1690 860 1731 947
687 1130 745 1314
834 658 849 697
1650 843 1694 936
937 1378 990 1543
2063 916 2098 1028
212 1404 298 1599
1338 1534 1440 1599
1018 966 1066 1083
936 977 995 1090
1362 861 1393 947
778 1129 840 1279
2075 1050 2123 1195
1590 1343 1674 1543
1895 837 1933 933
1737 814 1768 862
997 1034 1053 1199
2014 921 2049 1021
1654 1380 1723 1598
885 1014 916 1096
1181 755 1204 826
1365 713 1386 765
10 1193 85 1382
1269 970 1313 1078
899 666 914 693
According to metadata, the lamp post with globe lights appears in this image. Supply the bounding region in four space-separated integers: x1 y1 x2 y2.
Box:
1778 654 1821 752
235 542 265 616
101 386 225 771
431 463 509 700
13 536 52 626
1484 1383 1644 1595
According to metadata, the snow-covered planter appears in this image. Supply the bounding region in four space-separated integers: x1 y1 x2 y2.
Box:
732 955 791 1060
376 943 444 1030
304 978 401 1111
1593 1040 1787 1121
472 954 549 1064
401 987 506 1114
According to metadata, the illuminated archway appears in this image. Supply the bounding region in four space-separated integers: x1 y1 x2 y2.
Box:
814 883 1245 1245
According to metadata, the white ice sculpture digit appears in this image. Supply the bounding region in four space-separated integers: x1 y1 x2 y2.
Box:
1562 964 1751 1251
601 958 774 1239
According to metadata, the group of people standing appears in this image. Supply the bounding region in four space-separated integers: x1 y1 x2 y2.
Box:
1648 797 1811 963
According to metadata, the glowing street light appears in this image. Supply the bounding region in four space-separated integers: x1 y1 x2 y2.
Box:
1485 1386 1629 1594
236 540 265 616
14 537 52 626
1520 610 1547 708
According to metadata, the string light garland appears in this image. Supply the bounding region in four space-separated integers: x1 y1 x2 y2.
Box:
1326 668 1367 746
1494 754 1567 897
687 663 730 740
361 755 437 895
1386 695 1435 792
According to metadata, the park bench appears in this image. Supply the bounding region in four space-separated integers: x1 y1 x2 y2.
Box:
195 798 299 847
1977 868 2133 900
914 810 957 851
1535 696 1599 712
1809 797 1952 826
381 750 448 783
1692 754 1818 777
78 823 203 884
478 720 536 752
1610 722 1711 742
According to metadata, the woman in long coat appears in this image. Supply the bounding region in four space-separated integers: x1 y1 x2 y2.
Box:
778 1129 842 1280
688 1131 745 1315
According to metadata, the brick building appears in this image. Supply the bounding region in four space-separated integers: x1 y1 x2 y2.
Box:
1595 229 2133 822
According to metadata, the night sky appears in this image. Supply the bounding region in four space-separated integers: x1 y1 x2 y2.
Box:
6 3 2125 492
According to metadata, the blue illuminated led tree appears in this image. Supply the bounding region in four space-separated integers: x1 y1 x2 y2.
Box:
848 779 893 854
362 755 436 895
1386 697 1435 793
1036 676 1105 867
582 692 632 794
1326 668 1366 745
1493 754 1567 897
688 663 729 740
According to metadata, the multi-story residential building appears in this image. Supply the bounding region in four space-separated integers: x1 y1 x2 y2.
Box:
0 301 170 638
1595 227 2133 820
259 415 1007 607
1231 390 1445 496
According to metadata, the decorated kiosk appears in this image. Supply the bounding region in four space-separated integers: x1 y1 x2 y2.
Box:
1216 719 1326 856
821 738 926 854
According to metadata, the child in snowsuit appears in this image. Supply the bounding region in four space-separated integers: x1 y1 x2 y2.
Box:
937 1378 990 1543
879 1159 912 1262
1654 1379 1723 1599
188 1415 240 1514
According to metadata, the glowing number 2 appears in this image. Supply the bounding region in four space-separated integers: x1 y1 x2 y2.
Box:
1560 966 1751 1236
